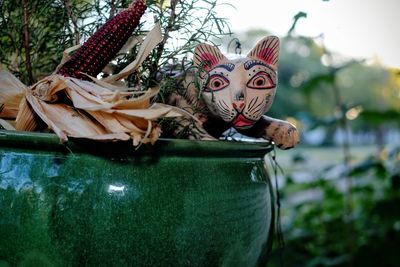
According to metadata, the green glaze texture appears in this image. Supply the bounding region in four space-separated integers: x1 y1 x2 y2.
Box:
0 130 275 267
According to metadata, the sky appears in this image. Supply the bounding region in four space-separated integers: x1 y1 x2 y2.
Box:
215 0 400 68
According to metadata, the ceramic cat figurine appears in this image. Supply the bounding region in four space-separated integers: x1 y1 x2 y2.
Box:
168 36 299 149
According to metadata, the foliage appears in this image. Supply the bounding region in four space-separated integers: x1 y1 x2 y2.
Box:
0 0 231 86
267 144 400 267
263 4 400 266
0 0 72 82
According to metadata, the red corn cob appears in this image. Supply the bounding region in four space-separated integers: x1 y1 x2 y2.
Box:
57 0 147 80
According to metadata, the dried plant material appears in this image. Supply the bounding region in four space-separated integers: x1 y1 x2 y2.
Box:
0 70 27 118
53 44 81 74
0 118 16 130
117 35 146 56
4 21 194 146
15 74 187 145
15 98 39 131
103 23 163 83
26 91 107 141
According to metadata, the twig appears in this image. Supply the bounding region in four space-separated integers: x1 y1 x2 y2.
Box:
63 0 80 45
332 80 354 267
149 0 178 83
157 1 221 65
22 0 34 84
109 0 116 19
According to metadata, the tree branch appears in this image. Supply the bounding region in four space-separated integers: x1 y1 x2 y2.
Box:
148 0 178 83
109 0 117 19
63 0 80 45
22 0 34 84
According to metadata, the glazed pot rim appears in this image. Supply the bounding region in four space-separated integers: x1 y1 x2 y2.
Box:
0 130 273 158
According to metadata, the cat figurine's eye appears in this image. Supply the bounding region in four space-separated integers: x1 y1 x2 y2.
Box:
247 71 275 89
205 74 230 92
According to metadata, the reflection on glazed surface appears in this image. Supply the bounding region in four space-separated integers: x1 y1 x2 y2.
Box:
0 137 274 267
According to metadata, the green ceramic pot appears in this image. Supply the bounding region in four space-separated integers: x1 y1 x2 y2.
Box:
0 130 275 267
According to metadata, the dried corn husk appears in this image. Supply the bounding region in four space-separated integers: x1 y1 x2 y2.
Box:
15 98 38 131
0 70 27 118
0 118 15 130
102 23 163 84
53 44 81 74
15 73 187 145
1 23 199 146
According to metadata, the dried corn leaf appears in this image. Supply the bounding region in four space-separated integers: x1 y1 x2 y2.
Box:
63 79 154 113
88 76 141 92
16 73 187 145
110 87 159 109
15 98 39 131
112 105 177 120
103 23 163 83
117 35 146 56
88 111 136 133
26 91 108 141
0 118 16 130
53 44 81 74
101 34 146 76
0 70 27 118
84 132 131 141
32 75 67 102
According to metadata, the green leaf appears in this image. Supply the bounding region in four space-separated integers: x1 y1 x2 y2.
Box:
391 174 400 191
348 156 387 178
358 109 400 125
301 73 335 96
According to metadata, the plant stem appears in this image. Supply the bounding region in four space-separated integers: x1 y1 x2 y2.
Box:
109 0 116 18
148 0 178 83
157 1 218 66
332 80 354 267
63 0 80 45
22 0 33 84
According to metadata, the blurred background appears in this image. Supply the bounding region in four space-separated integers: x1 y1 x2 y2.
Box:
1 0 399 266
217 1 400 266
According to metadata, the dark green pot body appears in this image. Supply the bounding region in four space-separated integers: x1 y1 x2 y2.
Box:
0 131 275 267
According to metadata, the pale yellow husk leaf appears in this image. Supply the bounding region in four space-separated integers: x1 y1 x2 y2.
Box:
15 98 38 131
0 70 27 118
0 118 16 130
103 23 163 83
16 73 184 144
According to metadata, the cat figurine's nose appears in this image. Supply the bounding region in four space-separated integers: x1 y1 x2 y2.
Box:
232 101 245 113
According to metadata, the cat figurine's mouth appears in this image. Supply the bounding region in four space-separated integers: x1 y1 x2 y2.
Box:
231 114 255 129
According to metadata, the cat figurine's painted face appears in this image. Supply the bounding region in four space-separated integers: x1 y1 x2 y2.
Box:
193 36 279 130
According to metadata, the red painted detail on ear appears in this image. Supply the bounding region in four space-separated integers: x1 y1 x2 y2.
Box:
257 48 276 65
200 53 219 70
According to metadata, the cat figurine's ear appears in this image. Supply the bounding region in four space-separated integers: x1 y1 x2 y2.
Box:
247 36 280 70
193 44 228 71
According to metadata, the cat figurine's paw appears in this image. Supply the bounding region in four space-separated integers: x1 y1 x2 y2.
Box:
245 116 299 149
270 121 299 150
